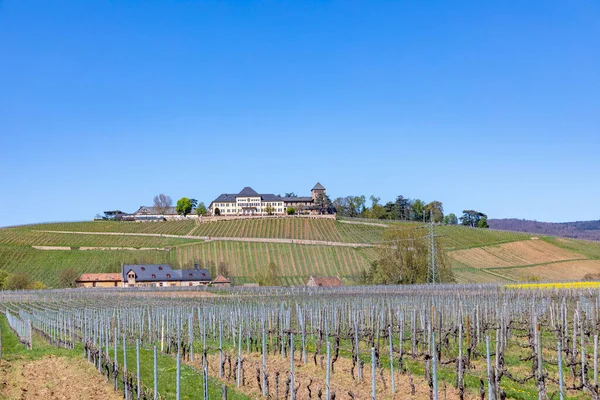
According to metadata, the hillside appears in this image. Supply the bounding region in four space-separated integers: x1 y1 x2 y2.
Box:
489 218 600 240
0 218 599 287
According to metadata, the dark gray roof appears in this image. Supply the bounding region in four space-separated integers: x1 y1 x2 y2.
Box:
312 182 326 190
134 206 178 215
238 186 260 197
281 197 313 202
122 264 211 282
212 193 237 203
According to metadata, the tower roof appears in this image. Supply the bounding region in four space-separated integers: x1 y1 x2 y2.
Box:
238 187 260 197
312 182 326 191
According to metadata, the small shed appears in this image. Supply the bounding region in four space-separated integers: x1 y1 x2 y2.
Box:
306 276 343 288
212 274 231 287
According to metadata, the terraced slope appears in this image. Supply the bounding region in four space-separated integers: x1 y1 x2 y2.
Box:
0 218 598 287
190 218 385 243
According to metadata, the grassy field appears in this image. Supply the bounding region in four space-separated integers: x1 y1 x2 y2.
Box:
0 217 599 287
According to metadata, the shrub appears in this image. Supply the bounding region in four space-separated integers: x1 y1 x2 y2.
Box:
287 207 296 215
4 272 31 290
59 267 80 288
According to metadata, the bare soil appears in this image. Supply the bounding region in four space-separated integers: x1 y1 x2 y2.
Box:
191 352 479 400
0 355 122 400
449 240 580 269
506 259 600 281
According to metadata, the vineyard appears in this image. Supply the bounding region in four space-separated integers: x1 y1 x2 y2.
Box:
175 242 377 286
1 284 599 399
0 218 599 287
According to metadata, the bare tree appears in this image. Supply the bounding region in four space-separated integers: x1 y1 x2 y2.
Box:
153 193 172 214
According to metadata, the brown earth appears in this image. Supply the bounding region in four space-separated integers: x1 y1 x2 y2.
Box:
190 352 479 400
448 240 581 269
0 355 122 400
503 259 600 281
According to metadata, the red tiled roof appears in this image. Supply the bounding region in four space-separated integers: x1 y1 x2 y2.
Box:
212 274 231 283
77 273 122 282
309 276 343 287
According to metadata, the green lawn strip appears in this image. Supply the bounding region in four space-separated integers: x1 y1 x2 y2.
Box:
481 258 589 271
540 236 600 259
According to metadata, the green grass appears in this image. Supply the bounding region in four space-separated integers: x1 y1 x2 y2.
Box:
0 245 171 286
541 236 600 259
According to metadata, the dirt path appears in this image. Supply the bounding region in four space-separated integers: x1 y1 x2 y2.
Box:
0 355 122 400
35 230 375 248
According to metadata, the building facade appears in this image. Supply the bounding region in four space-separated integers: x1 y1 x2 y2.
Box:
209 183 327 216
121 264 212 287
76 273 122 288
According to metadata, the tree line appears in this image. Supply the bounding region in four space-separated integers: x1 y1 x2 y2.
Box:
333 195 488 227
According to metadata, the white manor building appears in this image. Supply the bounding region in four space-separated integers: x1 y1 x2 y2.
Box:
209 183 327 216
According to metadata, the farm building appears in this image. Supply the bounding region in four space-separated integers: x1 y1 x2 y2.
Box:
209 182 330 216
121 264 211 287
76 273 122 288
211 274 231 287
132 206 180 221
306 276 344 288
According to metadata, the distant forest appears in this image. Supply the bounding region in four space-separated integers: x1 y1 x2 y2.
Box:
489 219 600 241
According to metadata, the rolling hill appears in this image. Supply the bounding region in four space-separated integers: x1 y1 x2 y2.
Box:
0 217 599 287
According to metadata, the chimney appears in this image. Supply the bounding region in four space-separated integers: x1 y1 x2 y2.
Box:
194 262 199 271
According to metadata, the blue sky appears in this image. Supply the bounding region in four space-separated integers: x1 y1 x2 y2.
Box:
1 0 599 227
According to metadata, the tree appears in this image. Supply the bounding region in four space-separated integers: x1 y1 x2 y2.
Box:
287 207 296 215
176 197 193 216
264 204 275 215
0 270 9 289
29 281 47 290
284 192 297 198
4 272 31 290
411 199 426 221
258 261 281 286
425 201 444 223
368 195 387 219
460 210 488 227
394 195 412 220
443 213 458 225
59 267 79 288
153 193 172 214
477 216 489 228
367 228 454 285
195 202 208 216
218 262 230 277
314 193 333 214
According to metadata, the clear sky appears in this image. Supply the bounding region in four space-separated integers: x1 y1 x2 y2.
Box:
1 0 599 227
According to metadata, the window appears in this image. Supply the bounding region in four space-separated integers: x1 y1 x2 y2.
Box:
158 266 163 270
202 273 206 277
166 274 171 278
189 273 193 277
141 267 145 271
159 283 163 287
152 274 156 278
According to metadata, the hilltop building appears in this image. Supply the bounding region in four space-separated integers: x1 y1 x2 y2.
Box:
209 182 328 216
132 206 179 221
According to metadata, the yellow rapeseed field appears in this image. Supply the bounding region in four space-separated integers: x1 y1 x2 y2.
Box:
505 281 600 289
